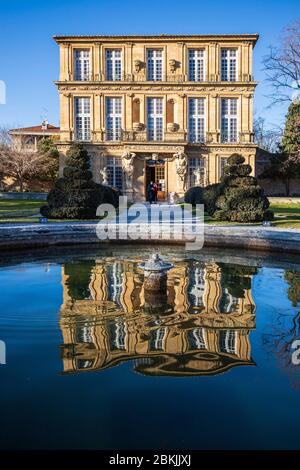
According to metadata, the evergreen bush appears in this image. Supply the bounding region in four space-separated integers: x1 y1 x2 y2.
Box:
40 143 119 219
213 154 273 222
184 183 224 215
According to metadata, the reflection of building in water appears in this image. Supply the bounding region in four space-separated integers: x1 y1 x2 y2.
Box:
60 259 256 376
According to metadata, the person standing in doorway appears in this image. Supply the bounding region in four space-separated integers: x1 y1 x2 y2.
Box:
147 181 155 204
153 182 158 203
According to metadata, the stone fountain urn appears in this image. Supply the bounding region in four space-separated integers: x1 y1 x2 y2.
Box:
138 253 173 291
139 253 174 314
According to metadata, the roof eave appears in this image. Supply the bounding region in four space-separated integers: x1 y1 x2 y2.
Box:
53 33 259 46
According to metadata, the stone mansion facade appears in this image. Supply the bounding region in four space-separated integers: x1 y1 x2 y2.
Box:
54 33 259 201
60 258 255 376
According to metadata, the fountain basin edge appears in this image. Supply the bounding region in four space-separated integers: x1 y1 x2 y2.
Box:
0 222 300 254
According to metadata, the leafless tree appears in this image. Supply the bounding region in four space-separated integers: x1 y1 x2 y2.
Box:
263 20 300 106
253 116 282 152
0 126 12 146
0 127 53 192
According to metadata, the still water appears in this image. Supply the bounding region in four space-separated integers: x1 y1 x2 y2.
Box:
0 245 300 450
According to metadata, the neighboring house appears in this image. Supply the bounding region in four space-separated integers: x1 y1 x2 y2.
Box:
1 122 60 192
9 122 60 151
54 33 258 201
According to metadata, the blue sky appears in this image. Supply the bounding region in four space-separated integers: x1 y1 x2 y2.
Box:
0 0 299 130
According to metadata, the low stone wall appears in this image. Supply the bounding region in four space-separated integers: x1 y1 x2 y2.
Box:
1 222 300 254
0 192 47 200
260 178 300 197
269 197 300 204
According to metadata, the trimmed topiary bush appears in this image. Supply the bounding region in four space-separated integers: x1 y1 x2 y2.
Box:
40 143 119 219
202 183 225 215
184 183 224 215
226 153 245 165
184 186 204 205
212 154 273 222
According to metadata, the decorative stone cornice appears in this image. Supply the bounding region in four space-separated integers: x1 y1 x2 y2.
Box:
53 34 259 47
56 82 257 93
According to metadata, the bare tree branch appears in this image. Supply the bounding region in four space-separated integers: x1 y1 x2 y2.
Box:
253 115 283 152
0 127 56 192
263 20 300 106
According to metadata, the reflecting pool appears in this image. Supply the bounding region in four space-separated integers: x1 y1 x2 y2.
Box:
0 246 300 449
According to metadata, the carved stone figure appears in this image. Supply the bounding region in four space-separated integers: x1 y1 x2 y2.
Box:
134 60 143 73
169 59 177 73
100 166 108 185
193 168 203 186
174 152 187 191
122 151 136 189
174 152 187 180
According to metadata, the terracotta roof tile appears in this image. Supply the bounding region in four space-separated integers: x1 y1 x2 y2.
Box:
9 124 60 134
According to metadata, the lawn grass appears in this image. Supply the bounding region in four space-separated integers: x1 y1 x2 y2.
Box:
0 199 44 218
204 202 300 228
269 202 300 229
1 199 300 229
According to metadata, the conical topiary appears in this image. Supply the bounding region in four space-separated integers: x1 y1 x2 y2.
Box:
40 143 119 219
213 154 273 222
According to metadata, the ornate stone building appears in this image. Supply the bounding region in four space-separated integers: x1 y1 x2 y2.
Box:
54 34 258 201
59 258 256 376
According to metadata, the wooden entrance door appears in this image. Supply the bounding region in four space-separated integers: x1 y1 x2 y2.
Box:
146 164 166 201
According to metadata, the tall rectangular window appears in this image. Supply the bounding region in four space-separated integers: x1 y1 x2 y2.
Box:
220 157 228 177
150 327 167 351
188 266 206 309
108 320 126 351
106 156 123 190
219 330 237 355
106 97 122 141
74 50 90 81
147 98 163 141
221 98 238 143
188 98 205 143
188 157 206 187
108 262 123 305
147 49 163 81
106 49 122 81
74 97 91 141
188 49 205 82
221 49 238 81
188 328 206 350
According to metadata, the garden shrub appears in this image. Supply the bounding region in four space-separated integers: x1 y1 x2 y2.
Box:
202 183 224 215
184 183 224 215
40 143 119 219
212 154 273 222
184 186 204 205
227 153 245 165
